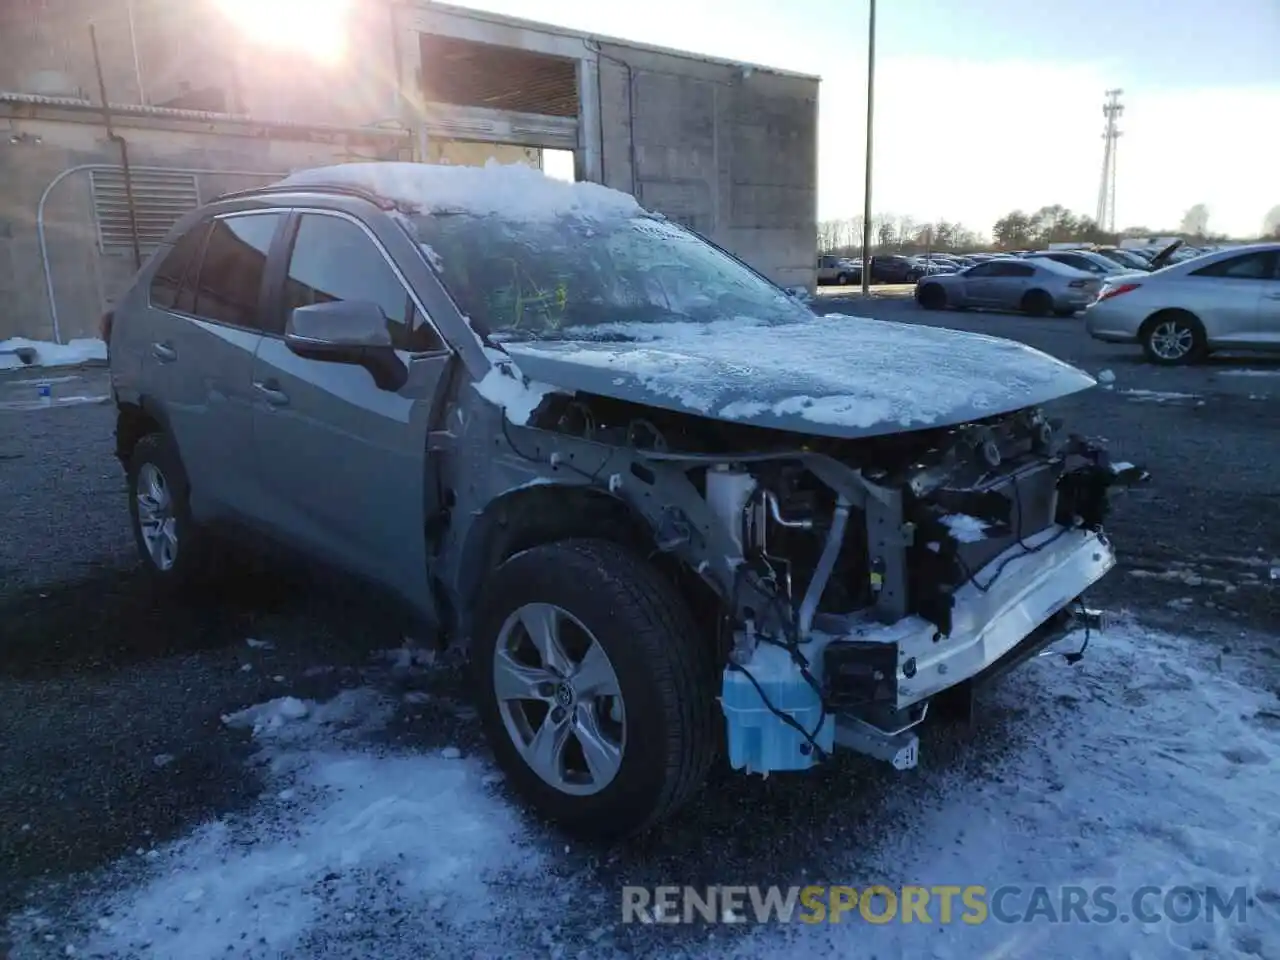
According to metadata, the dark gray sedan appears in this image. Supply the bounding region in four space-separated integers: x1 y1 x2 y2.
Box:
914 257 1103 317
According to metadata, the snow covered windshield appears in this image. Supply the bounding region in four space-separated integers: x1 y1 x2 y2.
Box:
410 212 812 341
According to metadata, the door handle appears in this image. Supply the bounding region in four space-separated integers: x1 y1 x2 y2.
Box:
151 342 177 362
253 381 290 406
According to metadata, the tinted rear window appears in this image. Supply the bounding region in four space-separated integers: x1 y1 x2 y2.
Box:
149 223 210 310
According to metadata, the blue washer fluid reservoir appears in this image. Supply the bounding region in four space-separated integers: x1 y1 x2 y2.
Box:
721 641 835 774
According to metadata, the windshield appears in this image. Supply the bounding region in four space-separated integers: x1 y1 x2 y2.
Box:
410 212 812 341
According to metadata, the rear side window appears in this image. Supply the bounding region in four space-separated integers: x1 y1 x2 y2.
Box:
992 261 1034 277
282 213 444 352
190 213 283 329
149 223 209 310
1190 251 1278 280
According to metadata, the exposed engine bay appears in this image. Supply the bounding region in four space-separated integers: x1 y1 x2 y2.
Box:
521 389 1147 776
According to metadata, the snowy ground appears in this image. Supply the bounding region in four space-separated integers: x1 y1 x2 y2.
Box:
7 619 1278 960
0 338 106 372
2 320 1277 959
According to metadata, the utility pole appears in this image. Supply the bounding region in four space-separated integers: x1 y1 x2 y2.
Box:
859 0 876 296
1096 89 1123 234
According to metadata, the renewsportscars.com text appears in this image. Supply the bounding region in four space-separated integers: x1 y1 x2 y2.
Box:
621 884 1253 926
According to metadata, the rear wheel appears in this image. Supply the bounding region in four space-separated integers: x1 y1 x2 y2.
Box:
916 283 947 310
1021 289 1053 317
1141 311 1206 366
471 538 717 839
835 272 851 285
127 433 214 593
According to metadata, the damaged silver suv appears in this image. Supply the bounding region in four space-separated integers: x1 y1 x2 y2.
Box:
105 162 1143 839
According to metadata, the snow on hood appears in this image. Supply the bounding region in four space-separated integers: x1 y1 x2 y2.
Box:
500 317 1096 439
276 161 643 222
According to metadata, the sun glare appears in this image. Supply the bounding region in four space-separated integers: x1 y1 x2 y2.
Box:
214 0 351 62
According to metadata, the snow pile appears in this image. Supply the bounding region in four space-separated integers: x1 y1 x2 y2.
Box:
940 513 990 543
0 338 106 370
504 315 1091 434
16 688 540 960
278 161 643 223
473 349 560 424
1121 388 1202 404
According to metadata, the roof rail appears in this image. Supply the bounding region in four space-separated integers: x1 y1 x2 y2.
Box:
212 180 414 212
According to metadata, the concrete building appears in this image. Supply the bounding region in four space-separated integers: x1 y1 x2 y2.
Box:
0 0 819 343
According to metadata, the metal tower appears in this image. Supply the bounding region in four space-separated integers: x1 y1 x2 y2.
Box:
1095 89 1123 233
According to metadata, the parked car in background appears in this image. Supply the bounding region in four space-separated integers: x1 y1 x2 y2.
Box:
1084 242 1280 365
1093 247 1155 271
817 255 861 285
915 256 1102 316
1025 250 1128 277
912 258 953 276
868 254 925 283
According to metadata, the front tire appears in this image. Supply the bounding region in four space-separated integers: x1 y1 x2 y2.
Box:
472 539 717 839
835 272 850 285
916 283 946 310
126 433 213 593
1021 289 1053 317
1141 311 1207 366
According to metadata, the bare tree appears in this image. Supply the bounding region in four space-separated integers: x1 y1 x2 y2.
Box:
1263 205 1280 239
1180 204 1210 237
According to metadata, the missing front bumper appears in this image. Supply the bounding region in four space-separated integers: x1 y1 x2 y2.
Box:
821 525 1115 711
720 526 1115 775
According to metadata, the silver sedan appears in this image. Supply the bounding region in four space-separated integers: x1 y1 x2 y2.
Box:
914 257 1102 317
1084 243 1280 365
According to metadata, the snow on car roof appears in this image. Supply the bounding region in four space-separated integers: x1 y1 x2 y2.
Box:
276 161 644 222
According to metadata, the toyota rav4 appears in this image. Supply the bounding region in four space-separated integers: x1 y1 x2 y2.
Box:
104 162 1143 839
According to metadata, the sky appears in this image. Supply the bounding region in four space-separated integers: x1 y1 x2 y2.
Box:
450 0 1280 240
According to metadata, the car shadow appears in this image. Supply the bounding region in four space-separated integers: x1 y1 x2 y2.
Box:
0 553 414 681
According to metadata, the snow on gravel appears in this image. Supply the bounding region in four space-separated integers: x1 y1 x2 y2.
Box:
0 338 106 370
8 622 1279 959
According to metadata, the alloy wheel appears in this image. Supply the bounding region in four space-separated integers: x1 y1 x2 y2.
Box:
1148 320 1195 362
136 462 178 571
493 602 626 796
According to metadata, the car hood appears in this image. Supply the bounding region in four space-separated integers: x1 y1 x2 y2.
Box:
500 315 1096 440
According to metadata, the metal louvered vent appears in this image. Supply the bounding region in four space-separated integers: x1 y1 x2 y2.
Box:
90 170 200 253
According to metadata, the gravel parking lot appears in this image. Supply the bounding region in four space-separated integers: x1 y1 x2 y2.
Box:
1 308 1277 958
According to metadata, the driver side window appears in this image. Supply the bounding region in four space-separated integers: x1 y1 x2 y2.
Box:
283 213 445 352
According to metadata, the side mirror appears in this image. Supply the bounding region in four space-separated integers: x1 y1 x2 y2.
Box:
285 300 407 391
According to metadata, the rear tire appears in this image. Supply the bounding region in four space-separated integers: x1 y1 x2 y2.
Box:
126 433 214 594
836 272 850 285
916 283 947 310
471 538 717 840
1140 311 1207 366
1021 289 1053 317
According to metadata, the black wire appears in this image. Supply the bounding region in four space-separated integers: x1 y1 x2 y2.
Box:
726 565 833 761
498 405 609 483
1063 598 1092 665
950 476 1072 595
